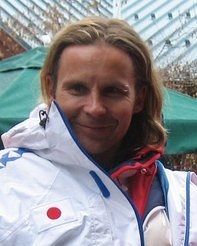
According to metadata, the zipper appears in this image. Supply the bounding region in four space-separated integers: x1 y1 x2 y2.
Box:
54 100 145 245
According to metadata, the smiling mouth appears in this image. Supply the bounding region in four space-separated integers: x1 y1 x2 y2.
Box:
71 122 117 141
76 122 116 129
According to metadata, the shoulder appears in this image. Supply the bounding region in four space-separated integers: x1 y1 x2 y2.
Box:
0 147 59 242
165 167 197 189
0 147 59 193
156 161 197 207
157 161 197 245
157 160 197 187
0 147 58 177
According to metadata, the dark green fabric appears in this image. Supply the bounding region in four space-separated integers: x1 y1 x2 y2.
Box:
0 46 46 71
163 89 197 154
0 47 47 149
0 47 197 154
0 69 40 132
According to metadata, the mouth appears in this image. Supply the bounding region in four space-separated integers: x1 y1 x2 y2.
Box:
76 122 116 129
72 121 116 136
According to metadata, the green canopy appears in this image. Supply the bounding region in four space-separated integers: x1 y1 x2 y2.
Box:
163 89 197 154
0 47 46 137
0 47 197 154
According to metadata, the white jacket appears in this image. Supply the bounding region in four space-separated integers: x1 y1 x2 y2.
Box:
0 101 196 246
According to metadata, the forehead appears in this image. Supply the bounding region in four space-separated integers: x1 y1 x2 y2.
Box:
58 44 135 78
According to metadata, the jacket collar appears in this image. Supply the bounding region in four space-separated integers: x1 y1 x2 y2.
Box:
2 100 164 175
110 146 164 179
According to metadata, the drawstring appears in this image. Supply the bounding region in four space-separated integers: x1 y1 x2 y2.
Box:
39 110 49 129
89 170 110 198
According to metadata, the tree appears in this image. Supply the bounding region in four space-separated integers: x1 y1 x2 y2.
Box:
0 0 110 47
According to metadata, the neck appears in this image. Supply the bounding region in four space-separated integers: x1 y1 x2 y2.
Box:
89 142 130 171
91 146 124 171
92 153 115 171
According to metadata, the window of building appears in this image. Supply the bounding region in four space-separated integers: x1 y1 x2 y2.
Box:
134 14 139 20
185 39 191 47
151 13 156 20
147 39 153 46
168 12 173 20
186 11 191 19
165 39 172 47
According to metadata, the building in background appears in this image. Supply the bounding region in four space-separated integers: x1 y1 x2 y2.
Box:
0 0 196 67
0 0 196 170
0 18 29 60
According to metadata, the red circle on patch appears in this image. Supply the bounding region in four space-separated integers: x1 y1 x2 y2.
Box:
47 207 61 220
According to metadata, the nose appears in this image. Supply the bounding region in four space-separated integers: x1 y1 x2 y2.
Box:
84 93 107 117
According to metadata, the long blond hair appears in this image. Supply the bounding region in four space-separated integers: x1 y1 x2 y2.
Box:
40 16 166 153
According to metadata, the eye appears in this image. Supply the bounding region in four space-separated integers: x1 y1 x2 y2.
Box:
67 82 88 95
103 86 129 97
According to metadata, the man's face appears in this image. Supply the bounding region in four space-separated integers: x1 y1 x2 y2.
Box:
48 44 145 165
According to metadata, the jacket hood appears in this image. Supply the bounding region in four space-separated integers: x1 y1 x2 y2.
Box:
2 103 49 150
2 101 96 169
2 101 164 173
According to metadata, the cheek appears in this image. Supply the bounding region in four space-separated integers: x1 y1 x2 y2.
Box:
56 93 88 122
115 104 133 131
121 111 132 129
55 95 77 118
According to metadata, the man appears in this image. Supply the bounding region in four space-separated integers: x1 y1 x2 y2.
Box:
0 16 196 245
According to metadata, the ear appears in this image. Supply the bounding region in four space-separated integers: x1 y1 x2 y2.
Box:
133 86 146 114
45 74 55 102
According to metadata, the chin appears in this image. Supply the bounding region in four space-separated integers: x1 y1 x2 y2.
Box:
84 146 107 156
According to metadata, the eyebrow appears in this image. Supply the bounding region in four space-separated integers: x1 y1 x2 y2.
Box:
59 79 86 87
59 78 132 89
